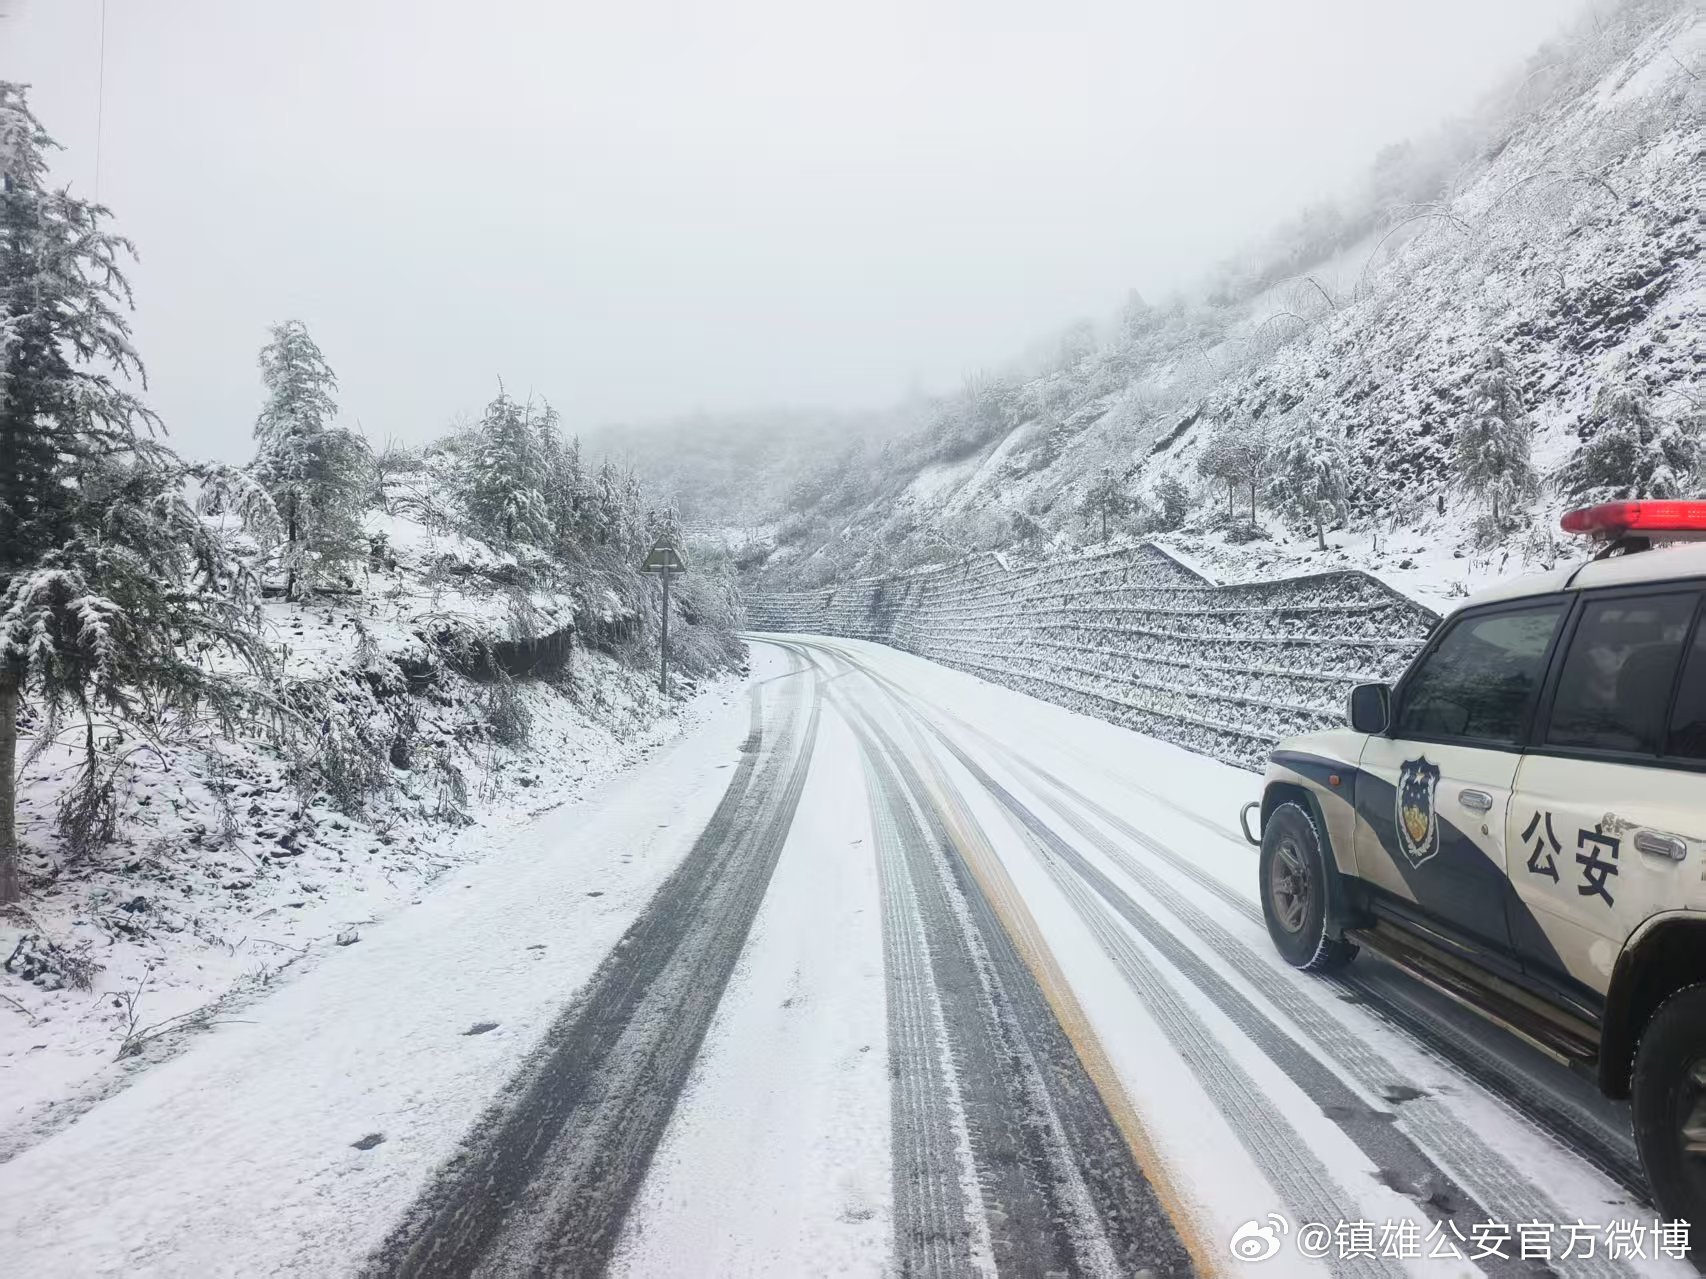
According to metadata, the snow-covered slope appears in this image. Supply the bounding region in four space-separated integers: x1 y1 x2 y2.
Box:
1 500 743 1150
747 0 1703 603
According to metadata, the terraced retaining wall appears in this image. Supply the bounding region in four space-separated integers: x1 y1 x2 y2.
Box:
746 544 1441 770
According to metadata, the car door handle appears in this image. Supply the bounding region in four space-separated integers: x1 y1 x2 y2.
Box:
1458 789 1494 813
1635 830 1688 862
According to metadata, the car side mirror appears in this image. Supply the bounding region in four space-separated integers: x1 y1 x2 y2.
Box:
1347 682 1391 734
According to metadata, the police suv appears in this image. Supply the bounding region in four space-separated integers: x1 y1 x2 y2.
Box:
1247 501 1706 1236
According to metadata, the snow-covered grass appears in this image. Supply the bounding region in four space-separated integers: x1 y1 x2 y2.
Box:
1 503 744 1153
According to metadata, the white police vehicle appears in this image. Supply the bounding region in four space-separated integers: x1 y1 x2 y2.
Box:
1246 501 1706 1238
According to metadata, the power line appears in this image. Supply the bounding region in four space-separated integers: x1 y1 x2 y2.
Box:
94 0 107 200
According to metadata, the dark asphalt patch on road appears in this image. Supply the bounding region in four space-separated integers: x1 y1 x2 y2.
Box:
369 664 821 1278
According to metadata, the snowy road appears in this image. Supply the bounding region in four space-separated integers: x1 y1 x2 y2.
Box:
0 639 1684 1277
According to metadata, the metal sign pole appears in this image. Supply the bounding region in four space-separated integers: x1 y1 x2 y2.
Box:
660 566 670 695
639 534 687 697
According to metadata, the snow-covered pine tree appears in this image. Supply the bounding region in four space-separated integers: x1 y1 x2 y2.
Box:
563 434 594 546
1455 344 1538 529
1151 473 1191 531
0 83 268 902
534 401 565 545
594 457 622 546
619 468 647 553
1079 466 1131 541
1561 385 1702 504
248 321 370 598
465 388 552 547
1268 417 1350 551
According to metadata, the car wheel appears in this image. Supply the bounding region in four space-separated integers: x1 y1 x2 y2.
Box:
1631 983 1706 1255
1259 801 1357 973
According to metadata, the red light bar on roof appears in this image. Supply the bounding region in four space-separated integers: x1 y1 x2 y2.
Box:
1561 501 1706 539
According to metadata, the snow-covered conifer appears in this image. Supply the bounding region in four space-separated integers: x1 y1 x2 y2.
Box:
1455 344 1538 528
0 83 267 902
1561 385 1702 504
1268 417 1350 550
1151 473 1191 531
465 388 552 547
248 321 370 597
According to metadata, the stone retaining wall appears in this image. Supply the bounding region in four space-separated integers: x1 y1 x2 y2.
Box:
747 545 1439 770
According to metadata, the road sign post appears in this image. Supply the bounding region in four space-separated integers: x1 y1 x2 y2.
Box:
639 536 689 695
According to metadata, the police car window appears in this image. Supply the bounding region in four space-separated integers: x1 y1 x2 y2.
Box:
1547 593 1697 756
1668 615 1706 760
1394 603 1563 745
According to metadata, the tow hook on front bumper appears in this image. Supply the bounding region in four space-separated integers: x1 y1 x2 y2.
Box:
1239 801 1262 847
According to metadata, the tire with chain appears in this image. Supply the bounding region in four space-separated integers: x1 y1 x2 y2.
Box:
1259 801 1357 973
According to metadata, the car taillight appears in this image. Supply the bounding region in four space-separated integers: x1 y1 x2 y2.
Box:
1560 501 1706 539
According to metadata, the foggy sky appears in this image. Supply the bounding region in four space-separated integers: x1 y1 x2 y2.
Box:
6 0 1590 462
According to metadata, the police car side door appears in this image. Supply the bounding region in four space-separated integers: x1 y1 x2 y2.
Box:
1355 597 1569 971
1508 585 1706 1009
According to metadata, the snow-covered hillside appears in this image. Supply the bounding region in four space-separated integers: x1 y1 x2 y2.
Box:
1 497 742 1151
744 0 1703 603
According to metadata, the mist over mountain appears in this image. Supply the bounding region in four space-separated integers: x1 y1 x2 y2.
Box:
628 0 1700 608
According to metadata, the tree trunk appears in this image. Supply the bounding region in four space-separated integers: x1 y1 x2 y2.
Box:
286 490 299 601
1249 481 1258 524
1101 502 1108 541
1492 490 1501 529
1317 519 1326 552
0 666 21 905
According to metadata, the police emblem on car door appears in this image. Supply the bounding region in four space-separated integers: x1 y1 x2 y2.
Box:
1395 757 1442 867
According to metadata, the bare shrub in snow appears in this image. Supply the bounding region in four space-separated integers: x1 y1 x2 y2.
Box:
281 680 391 817
485 678 532 747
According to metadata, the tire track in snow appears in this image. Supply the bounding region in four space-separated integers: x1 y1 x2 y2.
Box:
873 710 1393 1279
837 691 1198 1278
835 644 1632 1279
932 735 1542 1279
369 660 821 1278
823 639 1647 1210
855 717 990 1277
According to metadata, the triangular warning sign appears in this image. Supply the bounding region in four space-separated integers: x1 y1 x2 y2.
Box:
640 537 688 574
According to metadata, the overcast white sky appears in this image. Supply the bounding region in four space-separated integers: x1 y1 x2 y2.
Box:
6 0 1590 461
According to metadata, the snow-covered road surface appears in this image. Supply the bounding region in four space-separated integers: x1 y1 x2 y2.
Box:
0 639 1683 1277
